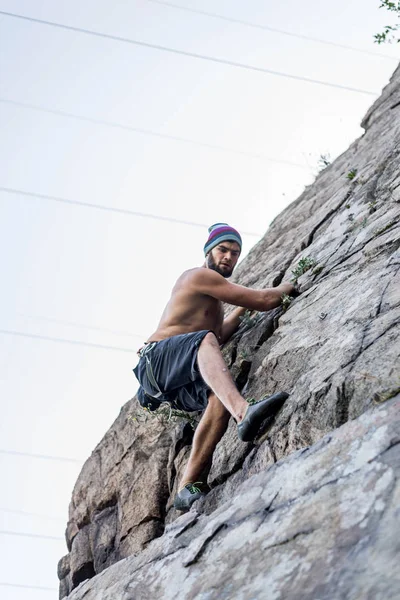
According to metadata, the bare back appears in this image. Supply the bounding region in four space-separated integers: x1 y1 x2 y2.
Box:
147 268 224 342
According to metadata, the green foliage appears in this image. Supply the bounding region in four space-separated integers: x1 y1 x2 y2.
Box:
374 1 400 43
291 257 316 282
380 1 400 10
246 397 258 405
281 292 293 311
368 200 377 213
373 219 397 237
239 310 261 329
129 404 198 430
238 349 250 361
346 168 358 181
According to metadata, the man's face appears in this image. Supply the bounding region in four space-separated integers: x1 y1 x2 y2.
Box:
206 241 241 278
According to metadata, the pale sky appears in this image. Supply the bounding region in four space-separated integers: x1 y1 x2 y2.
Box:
0 1 398 597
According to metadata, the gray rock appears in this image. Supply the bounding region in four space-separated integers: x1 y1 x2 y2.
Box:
63 398 400 600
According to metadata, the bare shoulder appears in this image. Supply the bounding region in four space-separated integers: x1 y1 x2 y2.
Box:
182 267 224 287
171 267 207 291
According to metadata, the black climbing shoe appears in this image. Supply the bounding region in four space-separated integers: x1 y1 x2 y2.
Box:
237 392 289 442
174 482 206 512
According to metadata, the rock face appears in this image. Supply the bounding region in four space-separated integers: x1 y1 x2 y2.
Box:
63 398 400 600
59 63 400 599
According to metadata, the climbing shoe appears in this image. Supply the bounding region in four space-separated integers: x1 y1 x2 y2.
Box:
173 482 206 512
237 392 289 442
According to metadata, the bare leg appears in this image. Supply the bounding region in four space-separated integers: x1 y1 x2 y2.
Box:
197 332 248 422
180 392 230 487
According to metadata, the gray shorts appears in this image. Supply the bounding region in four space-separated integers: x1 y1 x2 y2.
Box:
133 330 213 412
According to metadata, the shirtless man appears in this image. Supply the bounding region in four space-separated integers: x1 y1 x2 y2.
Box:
133 223 296 511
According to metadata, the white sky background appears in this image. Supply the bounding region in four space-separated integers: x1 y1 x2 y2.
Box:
0 0 398 596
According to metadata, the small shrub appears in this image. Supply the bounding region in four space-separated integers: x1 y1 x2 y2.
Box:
291 257 316 282
281 293 293 311
129 405 198 430
238 349 250 361
239 310 261 329
246 397 258 405
346 168 358 181
374 1 400 44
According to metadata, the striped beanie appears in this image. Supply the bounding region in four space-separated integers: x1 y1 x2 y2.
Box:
204 223 242 256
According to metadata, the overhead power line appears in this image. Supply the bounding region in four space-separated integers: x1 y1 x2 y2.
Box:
0 448 82 463
0 507 65 521
0 11 377 96
0 186 263 237
0 582 57 592
0 529 64 541
147 0 398 61
0 328 134 353
0 98 309 170
18 313 147 340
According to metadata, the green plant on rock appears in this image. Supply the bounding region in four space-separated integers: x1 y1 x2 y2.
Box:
246 397 258 406
368 200 377 213
291 257 316 282
374 1 400 43
373 219 397 237
281 293 293 311
130 404 198 430
128 412 148 425
238 349 250 361
346 168 358 181
239 310 260 329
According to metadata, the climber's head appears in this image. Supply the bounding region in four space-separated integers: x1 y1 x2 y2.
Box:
203 223 242 278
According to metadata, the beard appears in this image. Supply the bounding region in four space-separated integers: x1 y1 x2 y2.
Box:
206 253 233 278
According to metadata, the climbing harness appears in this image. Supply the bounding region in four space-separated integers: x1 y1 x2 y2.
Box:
138 343 163 399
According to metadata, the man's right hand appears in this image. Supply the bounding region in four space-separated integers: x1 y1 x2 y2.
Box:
278 282 299 297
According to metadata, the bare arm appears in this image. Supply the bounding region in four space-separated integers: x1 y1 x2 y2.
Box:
191 268 295 312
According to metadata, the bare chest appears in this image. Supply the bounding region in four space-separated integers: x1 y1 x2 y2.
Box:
202 298 224 330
